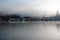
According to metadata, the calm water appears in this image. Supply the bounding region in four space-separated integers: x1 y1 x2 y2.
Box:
0 21 60 40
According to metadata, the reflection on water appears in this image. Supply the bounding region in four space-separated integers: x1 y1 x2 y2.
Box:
0 22 60 40
56 24 60 31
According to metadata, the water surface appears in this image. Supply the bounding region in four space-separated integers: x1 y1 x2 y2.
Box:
0 21 60 40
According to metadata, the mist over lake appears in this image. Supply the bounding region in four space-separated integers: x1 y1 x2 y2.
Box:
0 21 60 40
1 0 60 40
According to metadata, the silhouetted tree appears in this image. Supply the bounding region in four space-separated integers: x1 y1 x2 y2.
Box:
9 14 22 21
23 16 32 21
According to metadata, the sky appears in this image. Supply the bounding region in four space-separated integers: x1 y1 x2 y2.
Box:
0 0 60 17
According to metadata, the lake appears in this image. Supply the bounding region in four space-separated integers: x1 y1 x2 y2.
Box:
0 21 60 40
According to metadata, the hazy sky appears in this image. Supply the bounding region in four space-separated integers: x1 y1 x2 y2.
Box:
0 0 60 17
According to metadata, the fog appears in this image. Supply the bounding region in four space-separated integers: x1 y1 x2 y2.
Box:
0 0 60 17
